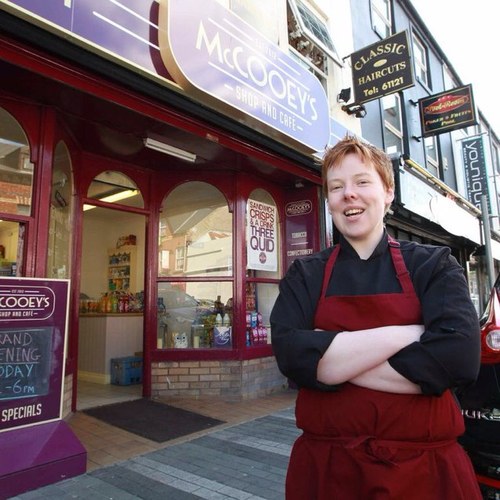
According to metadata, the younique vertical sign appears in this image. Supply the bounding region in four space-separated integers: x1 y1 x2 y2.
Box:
462 137 489 211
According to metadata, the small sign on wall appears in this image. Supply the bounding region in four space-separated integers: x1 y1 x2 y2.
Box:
462 136 489 210
418 84 477 137
351 30 414 105
246 199 277 271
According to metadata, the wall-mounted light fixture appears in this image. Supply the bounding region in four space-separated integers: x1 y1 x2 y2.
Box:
144 137 197 163
341 103 367 119
337 88 351 103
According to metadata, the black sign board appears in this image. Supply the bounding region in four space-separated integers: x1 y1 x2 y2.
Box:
0 328 53 400
418 84 477 137
351 30 414 104
462 136 489 210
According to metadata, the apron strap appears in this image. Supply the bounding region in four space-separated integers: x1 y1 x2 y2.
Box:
387 235 416 294
320 244 340 298
321 236 416 297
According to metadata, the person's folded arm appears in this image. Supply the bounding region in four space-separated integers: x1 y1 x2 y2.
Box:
316 324 423 385
270 252 341 390
389 250 481 395
350 361 421 393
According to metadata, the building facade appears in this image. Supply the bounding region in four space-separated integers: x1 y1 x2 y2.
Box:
0 0 499 418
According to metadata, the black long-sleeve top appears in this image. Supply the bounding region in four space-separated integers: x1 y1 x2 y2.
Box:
270 234 481 396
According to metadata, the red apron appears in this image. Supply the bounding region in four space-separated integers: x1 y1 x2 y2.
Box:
286 238 481 500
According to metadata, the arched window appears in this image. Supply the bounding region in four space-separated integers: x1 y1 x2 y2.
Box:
157 181 233 349
0 106 33 276
159 182 232 278
84 171 143 210
47 141 73 279
0 107 34 216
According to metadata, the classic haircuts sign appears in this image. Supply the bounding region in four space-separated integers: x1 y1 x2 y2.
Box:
462 137 489 210
246 199 277 271
0 278 69 432
419 85 477 137
351 30 414 104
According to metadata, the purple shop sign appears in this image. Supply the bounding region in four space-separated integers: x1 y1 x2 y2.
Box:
2 0 164 76
159 0 330 152
285 193 318 270
2 0 330 152
0 278 70 432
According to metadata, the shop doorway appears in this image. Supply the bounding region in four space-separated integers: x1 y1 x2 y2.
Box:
77 204 146 410
0 220 22 277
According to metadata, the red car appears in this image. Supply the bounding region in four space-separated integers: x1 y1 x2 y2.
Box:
458 274 500 498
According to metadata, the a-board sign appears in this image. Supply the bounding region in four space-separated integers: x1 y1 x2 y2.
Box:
0 278 69 432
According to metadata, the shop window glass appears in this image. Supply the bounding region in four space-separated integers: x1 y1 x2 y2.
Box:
157 281 233 350
0 107 34 216
245 189 279 348
47 141 73 279
158 182 233 278
245 283 276 347
84 170 143 210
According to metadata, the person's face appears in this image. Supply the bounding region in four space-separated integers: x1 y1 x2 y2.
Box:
326 153 394 247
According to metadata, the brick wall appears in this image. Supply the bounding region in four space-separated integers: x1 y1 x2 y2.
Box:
151 356 287 400
62 373 73 418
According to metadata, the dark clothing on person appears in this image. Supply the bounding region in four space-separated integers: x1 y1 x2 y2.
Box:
272 233 482 499
270 233 481 395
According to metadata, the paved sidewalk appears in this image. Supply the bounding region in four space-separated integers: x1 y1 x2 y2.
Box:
9 406 299 499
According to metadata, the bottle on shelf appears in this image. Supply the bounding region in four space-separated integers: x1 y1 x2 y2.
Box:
215 313 223 326
214 295 224 315
110 292 118 313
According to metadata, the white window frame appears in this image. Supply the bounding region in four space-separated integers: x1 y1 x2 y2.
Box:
175 246 185 271
371 0 392 39
412 32 429 87
288 0 339 62
424 135 439 178
382 94 403 156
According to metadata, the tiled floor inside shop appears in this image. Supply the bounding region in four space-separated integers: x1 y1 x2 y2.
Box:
70 380 297 471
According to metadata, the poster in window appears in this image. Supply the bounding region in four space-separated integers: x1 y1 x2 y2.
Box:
246 199 277 271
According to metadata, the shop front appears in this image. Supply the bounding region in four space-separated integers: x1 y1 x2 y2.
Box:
0 0 330 414
386 154 500 313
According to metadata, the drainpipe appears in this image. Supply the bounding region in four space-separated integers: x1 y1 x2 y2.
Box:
481 194 495 290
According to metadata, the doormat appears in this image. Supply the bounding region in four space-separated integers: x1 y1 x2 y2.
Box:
83 398 225 443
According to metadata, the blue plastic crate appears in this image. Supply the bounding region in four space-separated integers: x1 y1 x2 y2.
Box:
110 356 143 385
